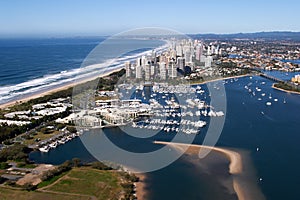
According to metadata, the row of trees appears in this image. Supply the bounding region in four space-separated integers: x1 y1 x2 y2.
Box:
274 82 300 92
0 143 31 162
97 69 126 91
0 107 72 144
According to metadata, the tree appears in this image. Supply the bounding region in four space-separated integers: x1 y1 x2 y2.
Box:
0 162 9 169
91 161 112 170
72 158 81 167
67 126 77 133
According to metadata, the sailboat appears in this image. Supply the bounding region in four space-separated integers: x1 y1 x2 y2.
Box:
269 93 272 99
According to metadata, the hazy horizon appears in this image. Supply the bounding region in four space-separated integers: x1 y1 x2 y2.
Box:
0 30 300 39
1 0 300 38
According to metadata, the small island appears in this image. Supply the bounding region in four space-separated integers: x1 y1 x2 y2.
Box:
273 74 300 94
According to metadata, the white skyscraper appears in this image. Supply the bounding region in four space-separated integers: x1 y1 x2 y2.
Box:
141 56 147 67
170 49 177 59
205 56 213 68
207 46 211 55
136 57 141 67
211 45 215 55
168 61 177 79
176 45 183 56
125 61 131 78
152 50 157 64
200 55 206 62
145 64 151 81
151 65 155 76
159 62 167 80
136 65 142 79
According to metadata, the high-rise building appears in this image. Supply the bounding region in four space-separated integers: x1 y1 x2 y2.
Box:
177 57 185 70
205 56 213 68
136 65 142 79
151 65 155 76
211 45 215 55
207 46 211 55
141 56 147 67
183 45 190 56
196 45 203 61
215 45 220 55
170 49 177 59
176 45 183 56
145 64 151 81
200 55 206 62
159 62 167 80
125 61 131 78
136 57 141 67
184 50 192 63
152 50 157 64
168 61 177 79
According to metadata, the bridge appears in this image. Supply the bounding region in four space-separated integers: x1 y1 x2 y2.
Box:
237 66 287 83
258 73 286 83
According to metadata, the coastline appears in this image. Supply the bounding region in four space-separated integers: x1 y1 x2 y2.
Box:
154 141 265 200
135 173 148 200
272 83 300 95
0 67 124 110
0 72 250 110
122 166 148 200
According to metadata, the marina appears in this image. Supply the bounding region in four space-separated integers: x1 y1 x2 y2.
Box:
37 129 83 153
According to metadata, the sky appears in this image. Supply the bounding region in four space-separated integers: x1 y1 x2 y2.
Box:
0 0 300 37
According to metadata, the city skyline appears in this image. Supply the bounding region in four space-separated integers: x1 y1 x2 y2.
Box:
1 0 300 37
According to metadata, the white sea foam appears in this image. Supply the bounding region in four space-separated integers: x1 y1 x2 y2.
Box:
0 43 168 104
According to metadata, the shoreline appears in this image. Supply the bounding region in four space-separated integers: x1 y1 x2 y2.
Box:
272 83 300 95
154 141 265 200
122 166 148 200
135 173 148 200
0 67 124 110
154 141 242 174
0 72 250 110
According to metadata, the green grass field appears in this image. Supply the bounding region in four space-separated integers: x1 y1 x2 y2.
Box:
0 187 88 200
0 167 127 200
46 167 123 200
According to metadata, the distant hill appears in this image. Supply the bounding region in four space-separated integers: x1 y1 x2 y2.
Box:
189 31 300 41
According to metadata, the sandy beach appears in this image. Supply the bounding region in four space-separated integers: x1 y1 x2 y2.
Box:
135 173 148 200
154 141 242 174
122 166 148 200
0 70 251 110
154 141 265 200
0 67 124 110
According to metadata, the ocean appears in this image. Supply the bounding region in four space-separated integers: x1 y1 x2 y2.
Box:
1 38 300 199
0 38 166 104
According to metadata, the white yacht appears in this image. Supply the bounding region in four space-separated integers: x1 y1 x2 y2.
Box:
49 141 57 148
39 145 50 153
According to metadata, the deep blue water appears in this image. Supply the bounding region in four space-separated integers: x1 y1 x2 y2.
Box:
281 59 300 65
0 38 165 104
0 38 101 86
30 74 300 200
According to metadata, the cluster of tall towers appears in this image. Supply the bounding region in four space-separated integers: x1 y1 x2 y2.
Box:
124 39 221 81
